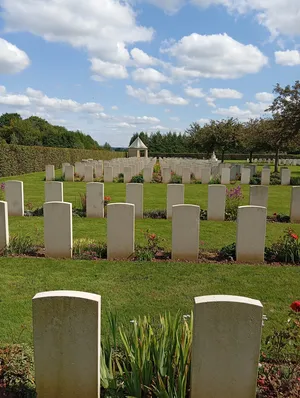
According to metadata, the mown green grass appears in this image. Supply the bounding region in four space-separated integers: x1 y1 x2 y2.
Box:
0 166 300 347
0 257 299 345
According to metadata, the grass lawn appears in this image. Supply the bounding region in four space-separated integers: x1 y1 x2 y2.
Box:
0 166 300 347
0 257 299 346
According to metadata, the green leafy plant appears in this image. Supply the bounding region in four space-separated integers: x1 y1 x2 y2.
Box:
265 229 300 264
143 209 167 219
73 238 107 260
270 172 281 185
290 177 300 186
0 182 5 201
131 175 144 183
4 235 38 256
219 242 236 260
79 193 87 213
117 173 124 183
209 176 221 184
170 173 182 184
135 230 166 261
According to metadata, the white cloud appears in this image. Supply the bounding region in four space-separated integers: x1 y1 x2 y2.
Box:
124 115 160 124
255 92 274 102
130 48 156 66
184 86 205 98
90 58 128 79
212 101 270 120
210 88 243 99
126 85 189 105
165 109 171 112
132 68 169 84
153 124 169 130
0 86 30 106
205 97 216 108
191 0 300 37
0 37 30 74
197 118 210 125
144 0 185 14
275 50 300 66
170 116 180 121
163 33 268 79
111 105 118 110
1 0 154 79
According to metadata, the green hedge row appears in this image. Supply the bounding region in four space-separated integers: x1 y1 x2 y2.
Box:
150 153 299 160
0 143 125 177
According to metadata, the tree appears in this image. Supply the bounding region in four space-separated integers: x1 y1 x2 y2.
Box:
267 81 300 172
241 118 271 163
0 113 21 127
103 142 112 151
213 118 241 162
185 122 216 156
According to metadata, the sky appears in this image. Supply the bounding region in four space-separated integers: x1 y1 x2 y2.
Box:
0 0 300 147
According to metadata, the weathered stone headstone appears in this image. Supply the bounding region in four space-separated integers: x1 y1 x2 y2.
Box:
182 167 191 184
45 182 64 202
75 162 84 177
143 167 152 183
86 183 104 218
44 202 73 258
5 180 24 216
162 167 171 184
104 167 113 183
236 205 267 263
124 167 132 183
281 168 291 186
249 186 268 208
191 295 263 398
62 163 70 176
261 169 271 185
0 201 9 251
94 163 103 178
172 205 200 261
167 184 184 219
45 165 55 181
207 185 226 221
221 168 230 185
65 165 74 182
290 186 300 223
126 183 143 218
33 290 101 398
107 203 135 260
201 168 211 184
84 165 94 182
248 165 256 178
241 168 250 185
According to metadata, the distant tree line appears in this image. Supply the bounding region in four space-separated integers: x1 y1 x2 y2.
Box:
0 113 111 150
129 80 300 173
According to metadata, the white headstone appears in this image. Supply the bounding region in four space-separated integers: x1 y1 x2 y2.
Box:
182 167 191 184
290 186 300 223
143 167 152 183
86 183 104 218
126 183 143 218
207 185 226 221
172 205 200 261
5 180 24 216
45 182 63 202
33 290 101 398
45 165 55 181
0 201 9 251
201 168 211 184
221 168 230 185
65 165 74 182
44 202 73 258
281 168 291 186
84 165 94 182
167 184 184 219
249 185 268 208
236 205 267 263
241 168 251 185
107 203 135 260
104 167 113 183
191 295 263 398
261 169 271 186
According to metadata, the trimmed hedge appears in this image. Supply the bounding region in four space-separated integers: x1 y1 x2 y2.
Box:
0 143 125 177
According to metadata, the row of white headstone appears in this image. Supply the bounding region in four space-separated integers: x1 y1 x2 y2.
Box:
32 290 263 398
46 157 157 183
0 198 269 263
4 181 300 222
221 166 291 185
250 158 300 166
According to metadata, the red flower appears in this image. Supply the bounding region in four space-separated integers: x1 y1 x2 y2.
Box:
258 378 265 386
149 233 156 240
273 212 277 216
290 301 300 312
291 233 298 240
104 196 111 202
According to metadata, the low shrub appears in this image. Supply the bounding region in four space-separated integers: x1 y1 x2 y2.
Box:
200 209 207 220
134 230 166 261
73 238 107 260
268 212 290 223
117 173 124 183
131 175 144 183
151 173 162 183
4 235 38 256
0 344 36 396
209 176 221 184
265 229 300 264
290 176 300 186
250 176 261 185
219 242 236 260
143 209 167 219
270 172 281 185
170 173 182 183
